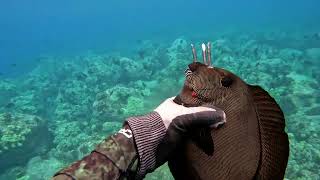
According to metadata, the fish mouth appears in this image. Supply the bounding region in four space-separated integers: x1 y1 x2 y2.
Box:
173 83 200 107
173 95 184 105
173 95 198 107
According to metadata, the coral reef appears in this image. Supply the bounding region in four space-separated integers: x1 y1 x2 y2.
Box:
306 48 320 61
0 32 319 179
93 85 145 121
24 156 63 180
0 80 18 111
0 113 51 174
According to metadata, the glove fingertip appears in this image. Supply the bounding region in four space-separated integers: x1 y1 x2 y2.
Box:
210 120 226 129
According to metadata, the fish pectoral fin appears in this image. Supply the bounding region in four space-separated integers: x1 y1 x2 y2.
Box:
190 127 214 156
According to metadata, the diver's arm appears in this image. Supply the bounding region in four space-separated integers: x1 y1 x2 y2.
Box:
52 97 226 180
52 112 166 180
52 123 139 180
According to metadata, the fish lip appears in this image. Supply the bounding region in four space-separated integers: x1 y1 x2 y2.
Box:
173 95 183 105
175 93 200 107
175 81 202 107
174 94 196 107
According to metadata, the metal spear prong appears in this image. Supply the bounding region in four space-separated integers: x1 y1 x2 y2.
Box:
201 43 207 65
207 42 212 66
191 44 197 62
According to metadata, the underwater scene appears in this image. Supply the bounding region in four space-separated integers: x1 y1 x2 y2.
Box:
0 0 319 179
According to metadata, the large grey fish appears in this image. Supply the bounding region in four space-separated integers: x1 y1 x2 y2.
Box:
170 43 289 179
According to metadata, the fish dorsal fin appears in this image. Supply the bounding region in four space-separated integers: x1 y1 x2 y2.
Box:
249 85 289 180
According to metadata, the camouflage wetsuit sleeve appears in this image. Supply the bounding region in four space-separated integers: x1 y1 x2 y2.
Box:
52 124 139 180
52 112 166 180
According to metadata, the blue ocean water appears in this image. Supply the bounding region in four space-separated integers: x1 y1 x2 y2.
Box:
0 0 319 179
1 0 319 76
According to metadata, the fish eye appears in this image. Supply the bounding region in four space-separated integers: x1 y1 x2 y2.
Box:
221 76 233 87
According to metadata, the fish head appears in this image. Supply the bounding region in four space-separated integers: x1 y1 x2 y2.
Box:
174 62 249 107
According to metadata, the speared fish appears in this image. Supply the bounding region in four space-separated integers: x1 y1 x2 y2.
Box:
171 42 289 180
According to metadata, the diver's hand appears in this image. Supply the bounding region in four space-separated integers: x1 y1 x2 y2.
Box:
154 97 226 166
127 97 226 179
154 97 226 129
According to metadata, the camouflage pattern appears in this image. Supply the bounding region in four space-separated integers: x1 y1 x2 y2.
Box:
52 124 139 180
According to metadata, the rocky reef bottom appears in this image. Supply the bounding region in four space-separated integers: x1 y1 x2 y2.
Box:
0 31 319 180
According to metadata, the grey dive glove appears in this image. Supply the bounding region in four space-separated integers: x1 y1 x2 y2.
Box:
126 97 226 179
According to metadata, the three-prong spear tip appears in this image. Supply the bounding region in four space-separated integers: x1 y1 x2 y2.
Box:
207 42 212 67
190 42 212 67
201 43 207 65
191 44 197 62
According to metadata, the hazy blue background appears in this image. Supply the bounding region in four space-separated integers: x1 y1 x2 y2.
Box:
1 0 320 76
